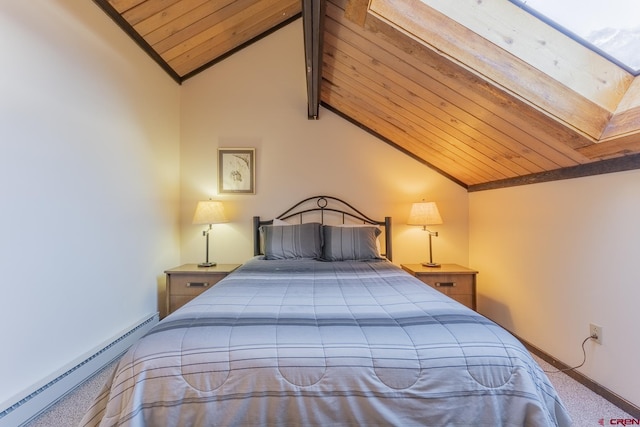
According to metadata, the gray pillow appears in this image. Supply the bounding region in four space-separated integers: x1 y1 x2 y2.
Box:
322 225 382 261
260 223 322 259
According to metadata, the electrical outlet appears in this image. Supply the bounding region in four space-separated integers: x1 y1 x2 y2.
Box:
590 323 603 345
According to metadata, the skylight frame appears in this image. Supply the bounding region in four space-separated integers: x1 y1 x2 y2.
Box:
509 0 639 76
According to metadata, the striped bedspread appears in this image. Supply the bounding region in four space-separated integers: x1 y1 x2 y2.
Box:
81 258 571 426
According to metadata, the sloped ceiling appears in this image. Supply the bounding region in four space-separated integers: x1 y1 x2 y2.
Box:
93 0 640 190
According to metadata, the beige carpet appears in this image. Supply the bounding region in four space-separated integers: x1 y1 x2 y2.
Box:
23 354 633 426
531 354 633 426
23 358 118 427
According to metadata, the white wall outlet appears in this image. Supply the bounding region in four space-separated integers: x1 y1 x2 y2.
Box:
590 323 603 344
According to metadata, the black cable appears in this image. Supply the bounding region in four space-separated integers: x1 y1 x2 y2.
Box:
543 335 593 374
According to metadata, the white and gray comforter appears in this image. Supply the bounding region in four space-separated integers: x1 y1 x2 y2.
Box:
81 258 571 426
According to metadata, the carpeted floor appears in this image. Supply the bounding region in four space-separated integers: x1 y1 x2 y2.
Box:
530 355 633 426
23 354 633 426
23 358 118 427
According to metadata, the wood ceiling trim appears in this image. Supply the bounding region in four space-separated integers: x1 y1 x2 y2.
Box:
108 0 146 13
324 90 486 185
326 0 589 169
178 13 301 81
150 0 270 57
324 30 541 179
132 0 212 37
320 61 493 180
368 0 611 142
601 106 640 141
578 134 640 161
166 3 298 75
94 0 182 83
323 17 557 175
97 0 301 82
358 10 592 166
139 0 233 44
121 0 184 25
320 102 468 188
613 76 640 112
326 69 511 183
601 78 640 141
322 71 502 184
157 0 287 61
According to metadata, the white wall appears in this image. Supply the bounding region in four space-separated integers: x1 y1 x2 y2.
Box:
179 20 469 268
469 169 640 408
0 1 181 406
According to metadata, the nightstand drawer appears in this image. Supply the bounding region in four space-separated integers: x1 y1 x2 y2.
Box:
401 264 478 310
165 264 241 316
169 274 225 296
415 274 473 295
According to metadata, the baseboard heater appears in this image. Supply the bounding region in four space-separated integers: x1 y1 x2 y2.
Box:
0 313 159 427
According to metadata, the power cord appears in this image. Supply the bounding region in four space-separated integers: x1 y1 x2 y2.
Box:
542 335 595 374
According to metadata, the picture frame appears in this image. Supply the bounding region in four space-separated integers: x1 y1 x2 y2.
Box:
218 148 256 194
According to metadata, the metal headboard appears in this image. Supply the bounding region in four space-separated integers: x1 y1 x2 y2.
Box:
253 195 392 260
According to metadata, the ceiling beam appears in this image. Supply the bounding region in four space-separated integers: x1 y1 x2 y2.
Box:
468 153 640 192
302 0 326 119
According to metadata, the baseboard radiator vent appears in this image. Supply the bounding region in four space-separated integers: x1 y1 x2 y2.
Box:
0 313 159 427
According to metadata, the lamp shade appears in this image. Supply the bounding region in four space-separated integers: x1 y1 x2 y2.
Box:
407 201 443 226
192 200 228 225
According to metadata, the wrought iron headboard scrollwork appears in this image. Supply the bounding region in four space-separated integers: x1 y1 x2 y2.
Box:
253 195 392 260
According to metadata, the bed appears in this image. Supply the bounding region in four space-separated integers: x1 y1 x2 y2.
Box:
81 196 571 426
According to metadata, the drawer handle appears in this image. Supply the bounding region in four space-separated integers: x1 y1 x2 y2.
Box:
187 282 209 288
435 282 456 287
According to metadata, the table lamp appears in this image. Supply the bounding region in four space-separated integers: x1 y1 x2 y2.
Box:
192 200 228 267
407 201 443 267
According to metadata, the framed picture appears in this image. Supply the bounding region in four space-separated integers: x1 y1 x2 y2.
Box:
218 148 255 194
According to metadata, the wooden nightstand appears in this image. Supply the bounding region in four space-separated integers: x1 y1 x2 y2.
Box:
401 264 478 310
165 264 241 316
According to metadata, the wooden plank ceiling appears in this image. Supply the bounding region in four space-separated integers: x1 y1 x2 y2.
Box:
93 0 640 189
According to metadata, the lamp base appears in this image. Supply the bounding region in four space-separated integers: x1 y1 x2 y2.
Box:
198 262 217 268
421 262 441 268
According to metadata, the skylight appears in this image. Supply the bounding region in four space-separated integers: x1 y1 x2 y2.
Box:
511 0 640 74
